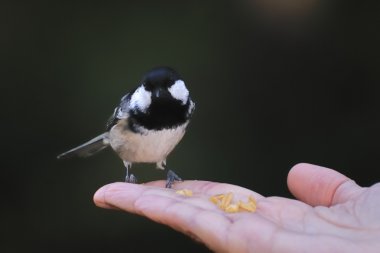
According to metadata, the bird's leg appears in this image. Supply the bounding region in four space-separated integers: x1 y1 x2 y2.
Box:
123 161 137 184
166 170 182 188
157 160 182 188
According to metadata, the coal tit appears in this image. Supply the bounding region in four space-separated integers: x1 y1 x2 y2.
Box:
57 67 195 188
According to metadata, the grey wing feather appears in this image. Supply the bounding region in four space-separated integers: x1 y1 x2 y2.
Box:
106 93 131 131
57 132 110 159
106 106 120 131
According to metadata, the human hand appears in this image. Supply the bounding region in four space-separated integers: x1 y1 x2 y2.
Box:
93 163 380 253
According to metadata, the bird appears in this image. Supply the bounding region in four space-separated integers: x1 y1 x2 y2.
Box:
57 66 195 188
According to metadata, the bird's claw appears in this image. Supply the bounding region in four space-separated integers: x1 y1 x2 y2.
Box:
126 174 138 184
166 169 182 188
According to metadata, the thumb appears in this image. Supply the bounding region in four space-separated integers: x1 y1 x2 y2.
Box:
287 163 363 206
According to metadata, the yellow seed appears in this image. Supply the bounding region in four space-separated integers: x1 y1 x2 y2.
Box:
215 194 225 200
238 201 256 212
209 196 220 204
225 204 239 213
209 193 257 213
249 195 257 205
220 192 233 209
175 189 193 197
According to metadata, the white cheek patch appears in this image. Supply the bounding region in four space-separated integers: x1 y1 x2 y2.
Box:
168 80 189 105
130 86 152 112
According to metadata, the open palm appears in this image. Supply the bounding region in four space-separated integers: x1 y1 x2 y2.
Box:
94 163 380 253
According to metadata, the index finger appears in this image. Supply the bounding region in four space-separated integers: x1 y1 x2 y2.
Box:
93 180 264 210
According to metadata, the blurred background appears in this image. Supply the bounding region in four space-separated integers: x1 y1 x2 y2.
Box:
2 0 380 252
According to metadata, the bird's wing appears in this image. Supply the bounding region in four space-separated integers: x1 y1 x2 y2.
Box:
57 132 110 159
106 106 121 131
106 92 132 131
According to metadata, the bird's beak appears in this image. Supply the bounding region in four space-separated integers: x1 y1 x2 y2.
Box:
153 88 169 99
154 88 161 98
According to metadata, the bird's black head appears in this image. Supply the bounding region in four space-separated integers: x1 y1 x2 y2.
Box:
128 66 194 131
142 66 181 91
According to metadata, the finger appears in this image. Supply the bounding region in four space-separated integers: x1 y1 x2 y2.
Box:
94 180 264 209
144 180 264 200
287 163 363 206
94 182 176 213
93 182 136 210
93 182 232 251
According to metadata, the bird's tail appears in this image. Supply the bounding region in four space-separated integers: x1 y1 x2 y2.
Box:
57 132 110 159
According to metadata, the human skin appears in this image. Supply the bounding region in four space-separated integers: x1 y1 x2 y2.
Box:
93 163 380 252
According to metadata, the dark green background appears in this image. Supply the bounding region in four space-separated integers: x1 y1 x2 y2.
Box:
2 0 380 252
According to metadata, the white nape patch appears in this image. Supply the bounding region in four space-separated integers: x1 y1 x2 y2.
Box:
130 86 152 112
168 80 189 105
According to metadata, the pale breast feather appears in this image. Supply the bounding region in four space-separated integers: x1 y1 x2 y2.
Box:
109 119 188 163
